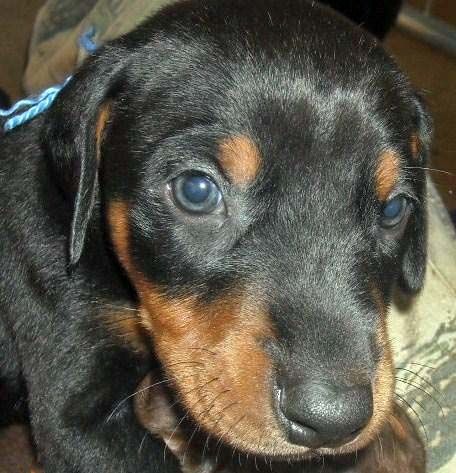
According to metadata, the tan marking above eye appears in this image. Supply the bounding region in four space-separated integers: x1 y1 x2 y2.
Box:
218 135 262 186
375 150 400 201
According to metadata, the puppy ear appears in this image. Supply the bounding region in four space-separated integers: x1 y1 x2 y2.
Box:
399 210 427 294
43 48 128 267
399 94 432 294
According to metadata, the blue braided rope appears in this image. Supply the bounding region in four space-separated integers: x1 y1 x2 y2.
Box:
1 27 98 133
2 77 72 131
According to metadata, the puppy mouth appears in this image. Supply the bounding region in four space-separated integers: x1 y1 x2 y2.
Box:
134 372 312 463
134 367 381 466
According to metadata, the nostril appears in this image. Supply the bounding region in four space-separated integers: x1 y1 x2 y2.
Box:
277 385 326 448
350 427 363 437
277 381 373 448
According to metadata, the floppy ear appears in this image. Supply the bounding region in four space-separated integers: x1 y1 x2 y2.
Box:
43 46 129 267
399 209 427 294
399 94 432 294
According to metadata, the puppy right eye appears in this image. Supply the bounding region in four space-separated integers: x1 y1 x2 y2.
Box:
380 195 409 229
171 173 223 214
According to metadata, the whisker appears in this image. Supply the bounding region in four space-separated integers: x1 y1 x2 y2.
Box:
404 166 456 177
182 423 201 466
377 432 384 465
395 377 444 415
408 362 436 370
166 360 205 369
163 380 223 462
230 444 238 467
186 346 217 356
201 389 232 459
202 432 212 464
395 367 443 397
105 378 172 423
164 410 190 462
168 377 220 411
164 383 222 463
253 429 267 464
213 404 241 464
319 453 326 473
387 417 397 466
396 391 427 412
138 431 149 455
98 302 140 312
395 393 428 442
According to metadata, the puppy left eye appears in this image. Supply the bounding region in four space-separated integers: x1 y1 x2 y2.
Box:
380 195 408 228
171 173 223 214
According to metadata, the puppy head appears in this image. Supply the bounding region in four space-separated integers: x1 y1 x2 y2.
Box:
44 0 431 460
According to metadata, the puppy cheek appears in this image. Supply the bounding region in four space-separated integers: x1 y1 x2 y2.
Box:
137 293 290 453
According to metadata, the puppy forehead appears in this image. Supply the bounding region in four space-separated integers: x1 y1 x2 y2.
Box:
118 1 422 203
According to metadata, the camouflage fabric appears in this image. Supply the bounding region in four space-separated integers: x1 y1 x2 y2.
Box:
24 0 176 93
24 2 456 471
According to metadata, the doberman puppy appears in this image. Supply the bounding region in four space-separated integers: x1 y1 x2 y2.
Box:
0 0 430 472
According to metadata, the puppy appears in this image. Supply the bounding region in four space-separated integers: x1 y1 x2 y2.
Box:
0 0 430 471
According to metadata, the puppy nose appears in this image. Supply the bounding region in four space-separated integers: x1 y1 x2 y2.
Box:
278 380 373 448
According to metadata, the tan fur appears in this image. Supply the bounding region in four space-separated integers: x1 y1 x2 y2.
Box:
353 285 394 451
218 135 262 186
103 310 149 355
95 102 112 162
376 150 400 201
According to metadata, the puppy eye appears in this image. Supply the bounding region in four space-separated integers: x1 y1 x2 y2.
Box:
380 195 408 228
172 173 222 214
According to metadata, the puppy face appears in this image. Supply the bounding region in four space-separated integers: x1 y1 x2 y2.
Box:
46 0 431 461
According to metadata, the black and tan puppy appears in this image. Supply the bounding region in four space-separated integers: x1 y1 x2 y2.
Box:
0 0 430 471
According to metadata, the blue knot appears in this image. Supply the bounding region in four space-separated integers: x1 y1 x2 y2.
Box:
1 27 98 132
79 26 98 54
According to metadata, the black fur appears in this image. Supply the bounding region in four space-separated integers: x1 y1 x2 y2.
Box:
0 0 429 471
